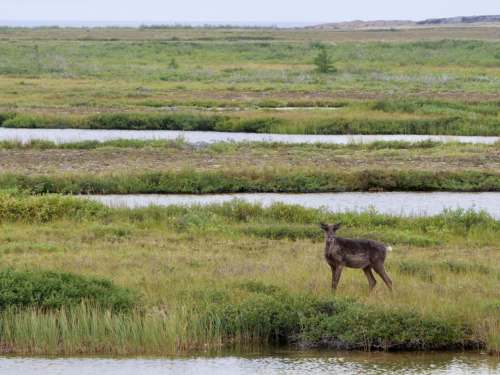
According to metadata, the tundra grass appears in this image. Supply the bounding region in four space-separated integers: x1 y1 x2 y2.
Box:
1 140 498 175
0 193 498 354
0 36 499 136
1 169 499 194
2 26 500 42
2 104 500 135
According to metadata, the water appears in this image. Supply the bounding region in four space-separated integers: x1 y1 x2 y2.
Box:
82 192 500 218
1 128 498 145
0 352 497 374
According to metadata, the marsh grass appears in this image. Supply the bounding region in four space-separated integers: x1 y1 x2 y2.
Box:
0 295 472 355
0 193 498 354
0 138 482 150
2 109 500 135
1 169 499 194
1 29 500 355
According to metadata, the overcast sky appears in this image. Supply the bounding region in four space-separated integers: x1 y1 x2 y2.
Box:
1 0 499 24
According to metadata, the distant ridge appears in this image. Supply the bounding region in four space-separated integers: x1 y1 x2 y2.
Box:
417 15 500 25
312 15 500 30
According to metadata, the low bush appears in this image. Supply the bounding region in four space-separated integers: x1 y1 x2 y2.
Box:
0 191 106 222
301 299 469 350
0 112 16 125
203 287 475 350
0 269 136 311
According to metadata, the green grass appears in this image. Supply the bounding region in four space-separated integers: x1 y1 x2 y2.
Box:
1 169 499 194
2 108 500 135
0 192 498 354
0 294 472 355
1 27 500 355
0 138 478 150
1 35 499 136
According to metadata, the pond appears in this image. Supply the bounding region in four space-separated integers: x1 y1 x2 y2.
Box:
0 352 497 375
1 127 498 145
82 192 500 218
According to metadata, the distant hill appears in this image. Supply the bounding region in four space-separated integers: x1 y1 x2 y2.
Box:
417 15 500 25
312 15 500 30
310 20 414 30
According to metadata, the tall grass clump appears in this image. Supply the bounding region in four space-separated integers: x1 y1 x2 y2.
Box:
0 191 106 222
0 292 479 355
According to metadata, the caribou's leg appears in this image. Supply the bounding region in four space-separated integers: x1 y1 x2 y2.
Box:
333 264 344 291
373 263 393 291
329 264 336 290
363 266 377 291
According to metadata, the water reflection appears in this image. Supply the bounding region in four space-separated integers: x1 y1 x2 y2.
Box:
82 192 500 219
0 352 497 375
1 127 499 145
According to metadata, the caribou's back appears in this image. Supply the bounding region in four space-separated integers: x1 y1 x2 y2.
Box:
326 236 387 269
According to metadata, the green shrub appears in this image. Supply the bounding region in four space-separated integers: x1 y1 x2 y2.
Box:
0 192 106 222
313 47 336 73
3 114 80 128
87 113 223 131
0 112 16 125
0 269 136 311
202 287 474 350
301 299 467 350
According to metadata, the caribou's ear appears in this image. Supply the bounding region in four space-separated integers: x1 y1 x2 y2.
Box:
320 223 329 231
333 223 342 231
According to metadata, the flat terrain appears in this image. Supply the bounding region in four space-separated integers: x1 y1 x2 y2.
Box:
0 27 499 136
0 26 499 356
1 142 498 175
2 26 500 41
0 194 498 354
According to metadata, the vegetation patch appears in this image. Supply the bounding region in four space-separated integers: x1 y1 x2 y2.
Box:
0 269 136 311
0 191 106 222
0 193 497 354
1 169 499 194
204 288 476 350
2 107 500 136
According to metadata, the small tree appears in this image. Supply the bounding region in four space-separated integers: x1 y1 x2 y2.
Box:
169 58 179 70
313 47 336 74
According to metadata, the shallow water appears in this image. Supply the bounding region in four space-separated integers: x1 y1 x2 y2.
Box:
0 352 498 375
83 192 500 218
1 127 498 145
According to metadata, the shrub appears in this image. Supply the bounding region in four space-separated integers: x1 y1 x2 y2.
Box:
3 114 80 128
168 58 179 69
202 287 474 350
0 112 16 125
0 192 106 222
301 300 468 350
313 47 336 73
0 269 136 311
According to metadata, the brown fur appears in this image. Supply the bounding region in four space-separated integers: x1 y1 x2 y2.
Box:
320 223 393 291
